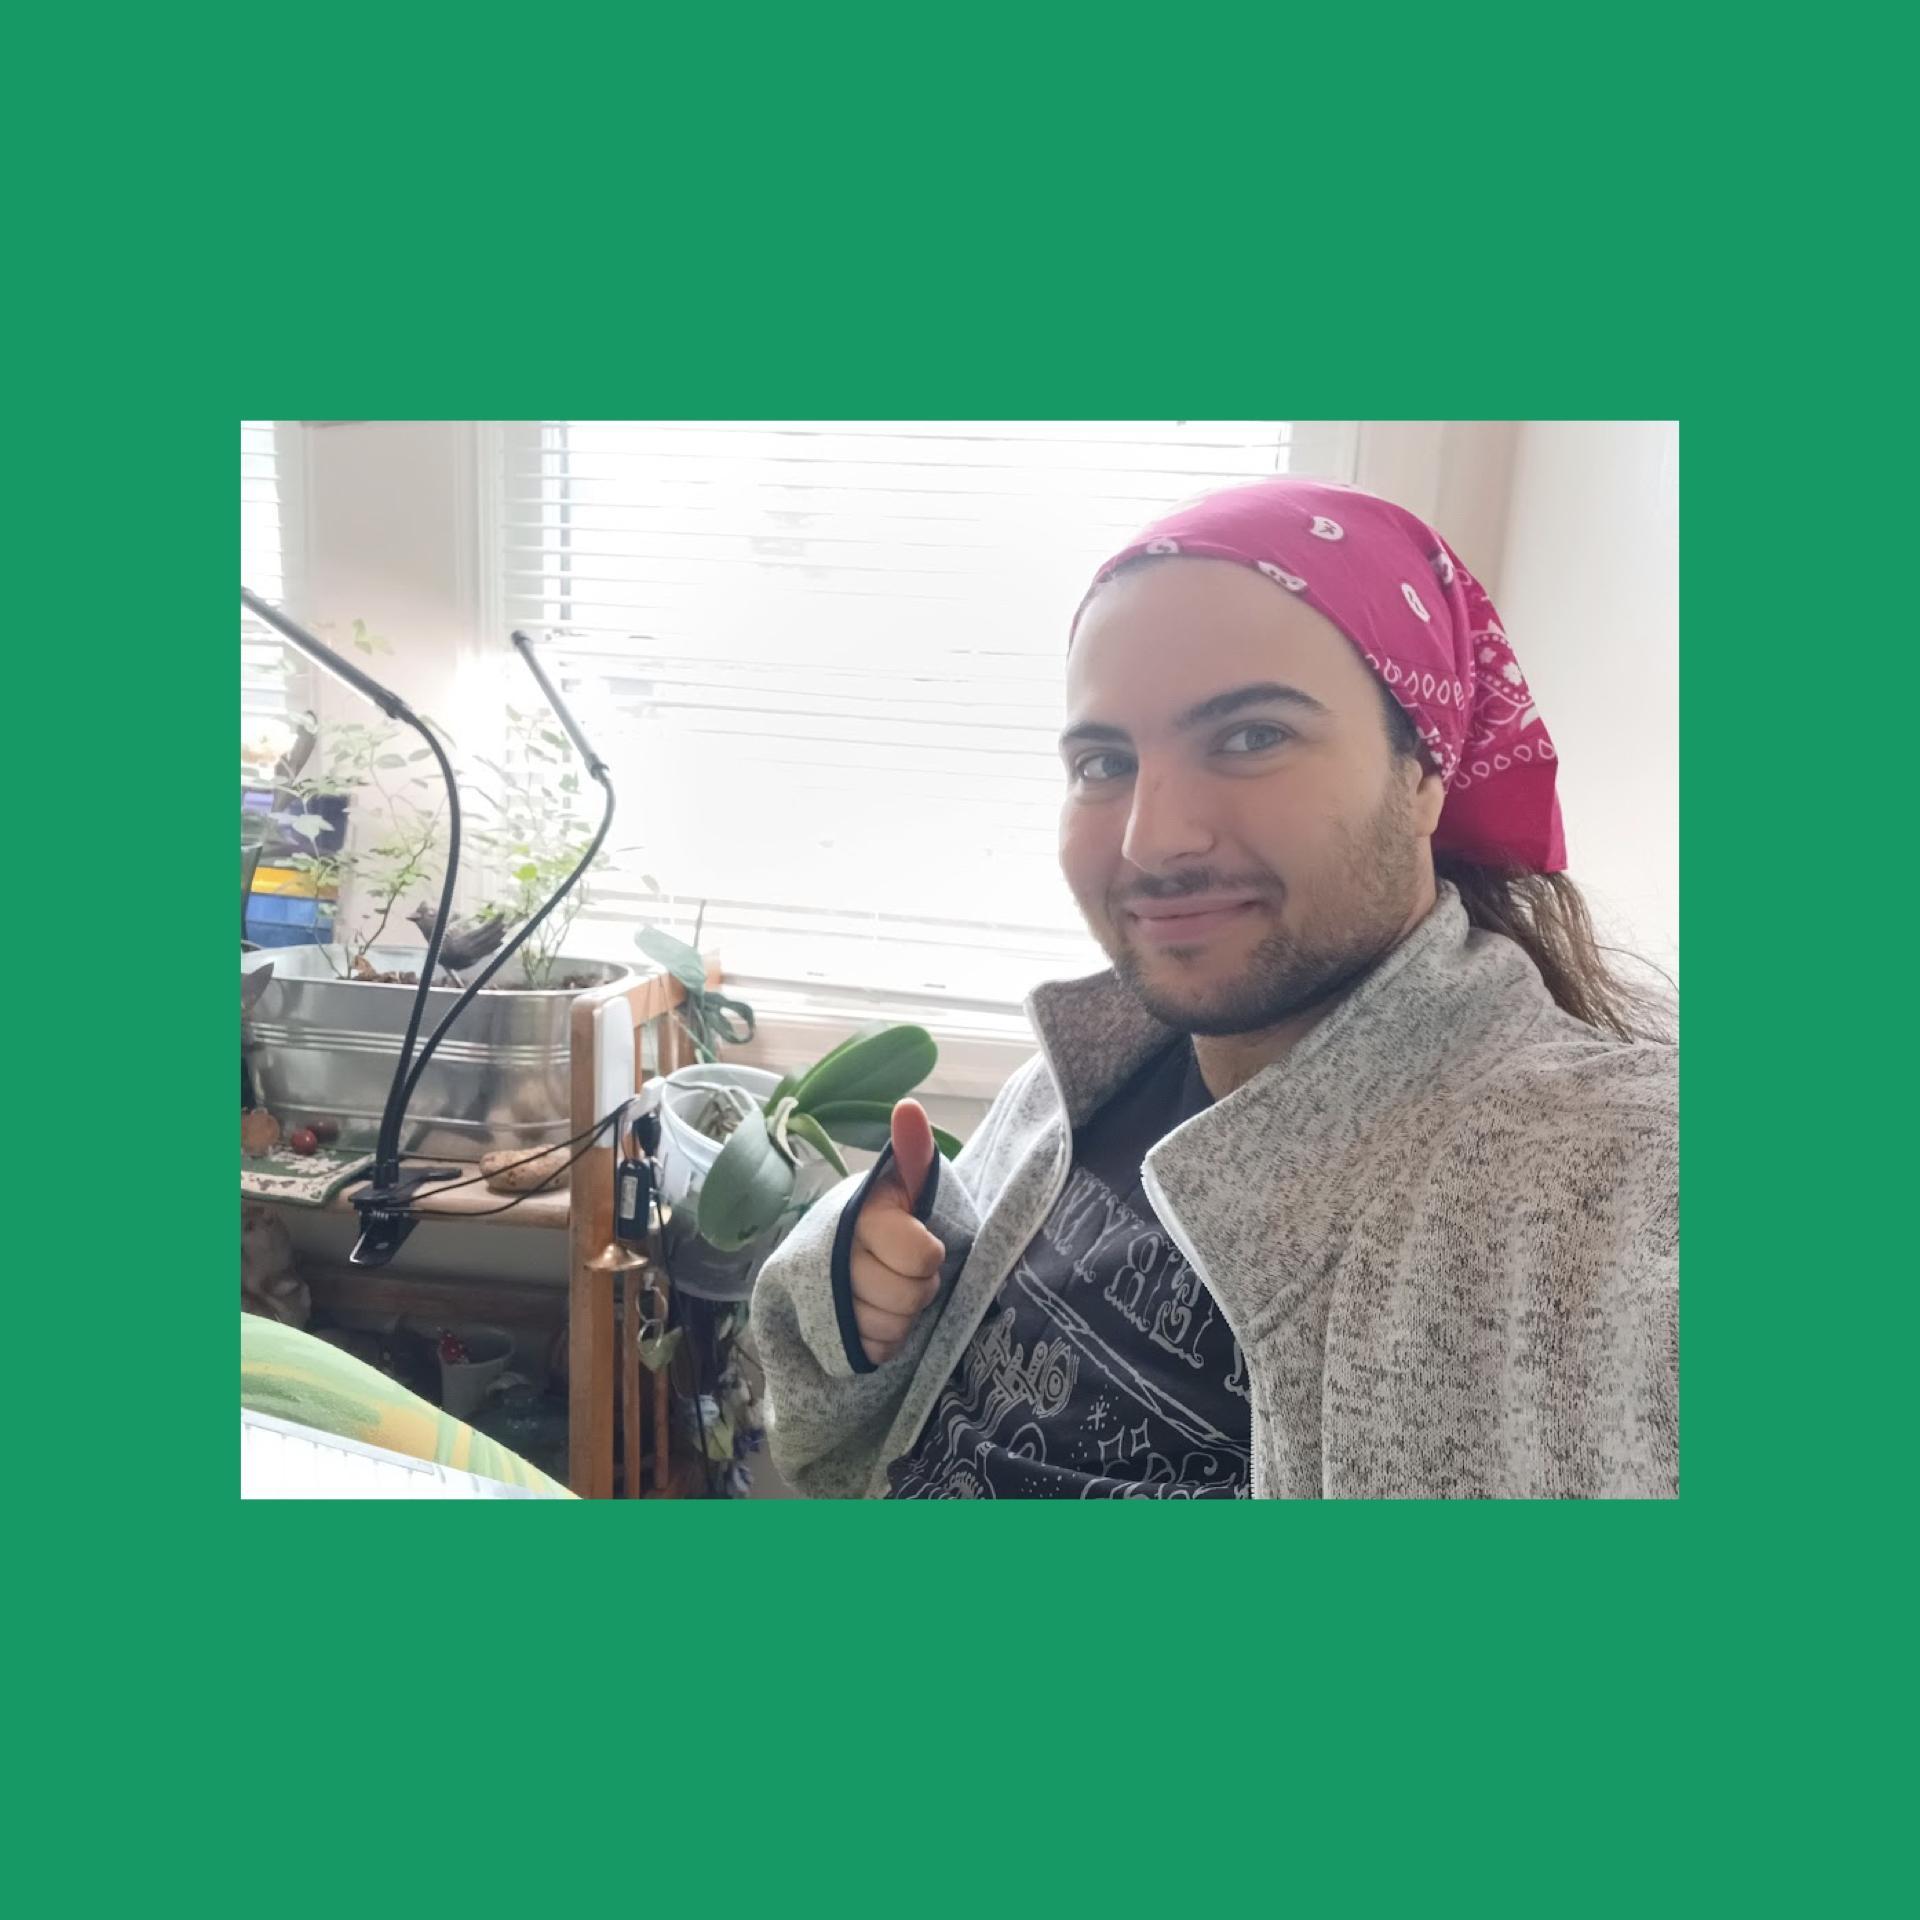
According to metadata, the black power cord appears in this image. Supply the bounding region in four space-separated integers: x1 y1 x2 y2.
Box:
452 1115 625 1219
376 1104 629 1217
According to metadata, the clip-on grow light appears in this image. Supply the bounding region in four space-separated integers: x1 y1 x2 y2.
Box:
240 587 614 1266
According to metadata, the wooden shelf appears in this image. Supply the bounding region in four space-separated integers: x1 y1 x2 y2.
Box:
251 952 722 1499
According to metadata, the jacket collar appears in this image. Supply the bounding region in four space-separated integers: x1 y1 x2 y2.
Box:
1024 882 1557 1132
1025 885 1567 1488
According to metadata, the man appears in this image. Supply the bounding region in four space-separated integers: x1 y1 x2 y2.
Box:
750 477 1678 1498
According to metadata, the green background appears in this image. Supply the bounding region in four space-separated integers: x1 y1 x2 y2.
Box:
16 10 1903 1915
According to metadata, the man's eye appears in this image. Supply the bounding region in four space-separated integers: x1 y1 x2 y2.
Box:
1218 723 1293 754
1073 750 1136 784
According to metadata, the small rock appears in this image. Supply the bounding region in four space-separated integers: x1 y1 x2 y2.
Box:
479 1144 570 1194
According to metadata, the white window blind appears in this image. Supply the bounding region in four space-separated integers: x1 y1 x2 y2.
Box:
241 420 300 777
498 421 1338 1005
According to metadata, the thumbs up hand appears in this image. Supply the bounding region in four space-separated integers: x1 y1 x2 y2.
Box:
848 1099 946 1367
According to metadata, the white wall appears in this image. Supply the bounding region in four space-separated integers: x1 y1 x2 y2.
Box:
1493 422 1680 986
291 421 519 927
1355 420 1521 590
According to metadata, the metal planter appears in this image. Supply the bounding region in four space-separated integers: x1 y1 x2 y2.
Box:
242 944 634 1161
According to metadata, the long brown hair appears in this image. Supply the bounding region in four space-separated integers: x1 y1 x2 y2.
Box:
1379 683 1675 1045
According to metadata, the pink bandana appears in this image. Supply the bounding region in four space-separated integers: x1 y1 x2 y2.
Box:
1070 476 1567 873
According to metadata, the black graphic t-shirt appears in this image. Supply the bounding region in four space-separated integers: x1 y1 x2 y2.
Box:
885 1039 1252 1499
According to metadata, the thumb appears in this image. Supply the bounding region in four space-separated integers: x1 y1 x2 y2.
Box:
888 1098 937 1210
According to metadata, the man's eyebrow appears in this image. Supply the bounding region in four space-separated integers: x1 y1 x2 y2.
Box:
1058 719 1133 749
1058 682 1331 751
1173 682 1331 728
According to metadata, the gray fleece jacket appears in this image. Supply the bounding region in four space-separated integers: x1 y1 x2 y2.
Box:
749 885 1678 1499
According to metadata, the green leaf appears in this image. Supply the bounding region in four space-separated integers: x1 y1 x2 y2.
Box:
793 1026 937 1113
634 925 708 996
375 753 408 769
788 1028 869 1098
706 993 756 1046
784 1111 850 1177
803 1099 965 1161
800 1100 893 1152
695 1113 796 1251
514 863 539 884
637 1326 683 1375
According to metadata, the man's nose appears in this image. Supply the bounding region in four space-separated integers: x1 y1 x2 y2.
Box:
1120 765 1216 871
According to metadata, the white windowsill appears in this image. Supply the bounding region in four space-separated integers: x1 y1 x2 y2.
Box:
719 976 1048 1103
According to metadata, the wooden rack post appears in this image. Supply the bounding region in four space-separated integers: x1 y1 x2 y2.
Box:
566 955 719 1498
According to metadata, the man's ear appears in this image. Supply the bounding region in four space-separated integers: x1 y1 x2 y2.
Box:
1410 762 1447 837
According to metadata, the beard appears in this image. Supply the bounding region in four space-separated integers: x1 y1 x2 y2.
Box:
1100 777 1429 1038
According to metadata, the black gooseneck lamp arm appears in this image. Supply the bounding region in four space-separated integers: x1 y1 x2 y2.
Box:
241 586 463 1265
389 633 615 1118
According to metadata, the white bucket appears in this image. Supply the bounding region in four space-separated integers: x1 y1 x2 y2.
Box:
647 1064 840 1301
653 1064 784 1212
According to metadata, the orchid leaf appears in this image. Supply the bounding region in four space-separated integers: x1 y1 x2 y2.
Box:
695 1111 796 1251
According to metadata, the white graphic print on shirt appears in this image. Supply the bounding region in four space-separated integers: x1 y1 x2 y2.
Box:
887 1157 1252 1500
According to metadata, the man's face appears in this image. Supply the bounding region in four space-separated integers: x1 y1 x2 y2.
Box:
1060 558 1446 1037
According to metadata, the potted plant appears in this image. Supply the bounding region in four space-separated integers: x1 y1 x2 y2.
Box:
690 1023 963 1252
241 634 633 1160
631 923 962 1295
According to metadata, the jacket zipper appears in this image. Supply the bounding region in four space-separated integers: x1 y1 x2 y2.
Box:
1139 1161 1267 1500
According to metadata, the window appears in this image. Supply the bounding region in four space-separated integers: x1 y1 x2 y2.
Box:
240 420 304 777
497 422 1351 1007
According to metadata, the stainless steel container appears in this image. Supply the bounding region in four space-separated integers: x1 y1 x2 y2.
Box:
242 945 635 1161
